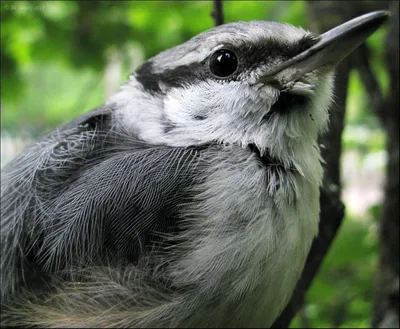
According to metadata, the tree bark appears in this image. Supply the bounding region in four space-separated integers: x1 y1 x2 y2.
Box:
371 1 399 327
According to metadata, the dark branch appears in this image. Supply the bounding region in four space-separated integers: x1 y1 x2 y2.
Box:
352 43 387 123
372 1 399 327
212 0 224 26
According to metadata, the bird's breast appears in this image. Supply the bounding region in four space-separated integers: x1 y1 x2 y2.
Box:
171 145 320 327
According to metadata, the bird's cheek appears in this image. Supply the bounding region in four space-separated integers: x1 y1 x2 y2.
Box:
163 91 196 127
162 83 221 128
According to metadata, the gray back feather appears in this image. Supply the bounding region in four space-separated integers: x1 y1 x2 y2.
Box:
0 105 205 307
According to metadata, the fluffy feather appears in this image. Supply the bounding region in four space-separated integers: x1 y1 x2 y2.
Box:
1 20 334 328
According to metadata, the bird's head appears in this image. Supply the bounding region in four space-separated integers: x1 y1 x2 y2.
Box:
110 11 389 168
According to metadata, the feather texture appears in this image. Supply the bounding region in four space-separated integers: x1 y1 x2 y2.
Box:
1 106 203 305
0 19 335 328
1 105 320 327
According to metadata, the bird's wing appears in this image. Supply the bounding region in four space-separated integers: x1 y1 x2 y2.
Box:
0 105 204 301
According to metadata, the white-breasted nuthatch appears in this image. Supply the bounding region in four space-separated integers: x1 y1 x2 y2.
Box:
1 11 389 328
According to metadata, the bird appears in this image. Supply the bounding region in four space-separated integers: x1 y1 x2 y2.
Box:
0 10 389 328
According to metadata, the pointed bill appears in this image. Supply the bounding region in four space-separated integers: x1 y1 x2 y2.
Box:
260 10 390 87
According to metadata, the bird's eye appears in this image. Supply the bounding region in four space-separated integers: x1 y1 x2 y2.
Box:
210 49 238 78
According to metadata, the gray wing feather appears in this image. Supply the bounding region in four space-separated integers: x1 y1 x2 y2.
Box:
0 105 203 303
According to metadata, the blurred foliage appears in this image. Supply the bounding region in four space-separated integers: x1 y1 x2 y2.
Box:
1 0 309 135
1 1 388 327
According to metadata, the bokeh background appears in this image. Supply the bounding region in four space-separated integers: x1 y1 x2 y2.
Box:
1 1 398 328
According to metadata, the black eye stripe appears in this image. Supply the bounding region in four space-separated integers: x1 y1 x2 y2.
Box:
227 35 318 72
135 35 318 91
135 61 207 92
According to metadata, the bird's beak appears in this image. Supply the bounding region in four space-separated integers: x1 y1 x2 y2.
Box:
260 10 390 87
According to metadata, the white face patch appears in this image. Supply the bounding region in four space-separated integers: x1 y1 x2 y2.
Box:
111 70 333 184
161 80 279 144
109 20 334 183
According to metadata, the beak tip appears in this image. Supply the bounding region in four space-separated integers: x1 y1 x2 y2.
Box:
378 10 391 18
363 10 391 28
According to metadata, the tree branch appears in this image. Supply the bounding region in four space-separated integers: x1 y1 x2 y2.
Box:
211 0 224 26
372 1 399 327
352 43 387 123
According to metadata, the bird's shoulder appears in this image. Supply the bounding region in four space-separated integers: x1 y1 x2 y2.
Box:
1 104 216 274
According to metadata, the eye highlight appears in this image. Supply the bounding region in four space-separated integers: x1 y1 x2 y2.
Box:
209 49 238 78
